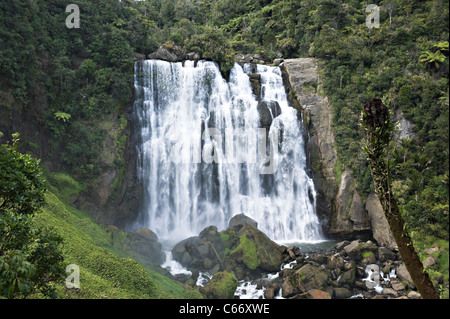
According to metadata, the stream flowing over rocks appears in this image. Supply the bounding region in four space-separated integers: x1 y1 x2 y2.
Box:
162 215 421 299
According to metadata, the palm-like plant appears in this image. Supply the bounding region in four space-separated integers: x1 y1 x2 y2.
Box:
419 50 446 69
419 41 448 70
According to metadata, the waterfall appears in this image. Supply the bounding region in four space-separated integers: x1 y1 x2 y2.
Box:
133 59 323 245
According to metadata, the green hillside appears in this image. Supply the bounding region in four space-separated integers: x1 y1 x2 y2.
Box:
35 171 201 299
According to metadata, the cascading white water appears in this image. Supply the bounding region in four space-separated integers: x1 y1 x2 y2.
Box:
133 59 323 245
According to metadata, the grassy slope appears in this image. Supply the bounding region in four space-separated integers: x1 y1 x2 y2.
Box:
33 170 201 299
410 231 449 298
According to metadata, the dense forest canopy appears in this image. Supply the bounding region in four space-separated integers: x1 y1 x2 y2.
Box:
0 0 448 244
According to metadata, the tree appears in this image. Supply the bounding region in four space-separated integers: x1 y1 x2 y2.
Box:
0 133 65 298
384 2 396 27
360 99 440 299
419 50 446 70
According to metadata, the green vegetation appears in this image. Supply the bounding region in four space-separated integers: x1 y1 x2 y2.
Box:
411 231 449 296
201 271 238 299
0 0 448 299
47 175 204 298
1 1 447 239
36 191 200 299
311 0 449 242
362 251 375 259
0 0 134 180
0 133 65 298
1 133 200 299
231 234 260 270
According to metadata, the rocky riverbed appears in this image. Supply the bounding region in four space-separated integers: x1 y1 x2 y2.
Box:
161 214 424 299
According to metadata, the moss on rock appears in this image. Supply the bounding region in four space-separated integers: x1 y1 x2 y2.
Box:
231 234 260 270
201 271 238 299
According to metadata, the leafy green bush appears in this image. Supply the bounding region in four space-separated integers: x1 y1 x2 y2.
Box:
0 133 65 299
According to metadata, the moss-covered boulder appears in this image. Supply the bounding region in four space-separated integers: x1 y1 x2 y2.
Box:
343 239 378 261
110 227 165 265
291 263 331 293
171 218 284 281
237 223 283 272
230 234 260 270
201 271 238 299
228 213 258 231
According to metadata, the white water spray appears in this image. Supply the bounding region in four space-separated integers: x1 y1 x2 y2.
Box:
133 60 323 245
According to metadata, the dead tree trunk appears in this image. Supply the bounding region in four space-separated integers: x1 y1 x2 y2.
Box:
361 98 439 299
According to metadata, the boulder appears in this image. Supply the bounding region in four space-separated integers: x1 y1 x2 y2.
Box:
148 45 182 62
378 247 397 262
229 233 260 271
201 271 238 299
307 289 332 299
257 100 281 128
423 256 437 268
171 236 203 267
407 291 421 299
199 225 221 242
126 230 165 264
229 214 258 231
193 52 201 60
248 73 261 97
425 246 439 255
135 227 159 242
292 263 331 293
339 267 355 286
331 170 371 237
273 58 284 66
390 278 405 291
344 239 378 261
243 54 253 63
383 288 398 298
361 251 376 264
287 246 301 260
396 263 415 289
236 223 283 272
236 53 245 62
264 287 276 299
327 253 344 270
343 239 378 261
186 52 200 61
172 217 284 280
134 53 146 61
335 240 351 251
365 193 397 250
333 287 352 299
281 277 300 298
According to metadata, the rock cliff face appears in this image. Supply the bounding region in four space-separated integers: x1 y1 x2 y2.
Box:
281 58 342 236
281 58 394 246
